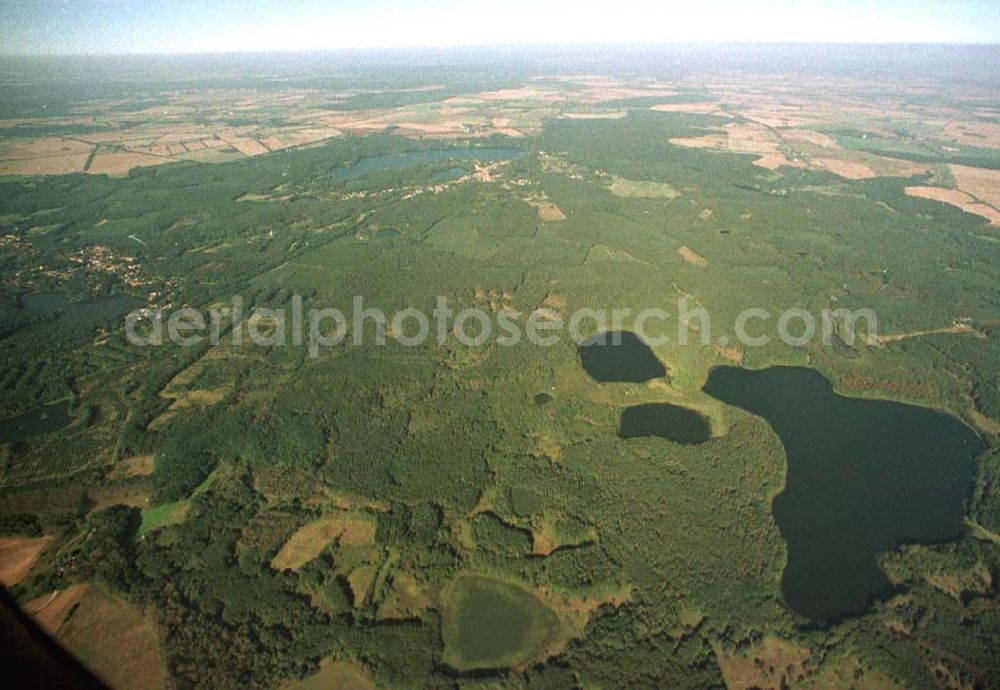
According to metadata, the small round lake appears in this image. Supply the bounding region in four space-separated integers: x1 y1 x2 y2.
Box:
703 366 984 623
578 331 667 383
442 575 559 671
619 403 711 444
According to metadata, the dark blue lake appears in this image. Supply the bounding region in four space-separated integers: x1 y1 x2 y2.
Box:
703 366 983 622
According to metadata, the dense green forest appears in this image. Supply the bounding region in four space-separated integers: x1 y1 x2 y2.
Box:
0 62 998 689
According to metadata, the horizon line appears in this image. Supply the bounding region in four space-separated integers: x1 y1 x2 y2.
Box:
2 39 999 59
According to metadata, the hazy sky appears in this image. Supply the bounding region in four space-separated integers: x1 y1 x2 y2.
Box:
2 0 998 55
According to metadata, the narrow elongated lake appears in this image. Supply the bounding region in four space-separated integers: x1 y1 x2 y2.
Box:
330 147 522 182
619 403 711 444
0 400 74 444
703 366 983 623
19 291 143 328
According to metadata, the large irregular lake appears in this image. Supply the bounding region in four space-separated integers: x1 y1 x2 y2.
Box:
703 366 984 623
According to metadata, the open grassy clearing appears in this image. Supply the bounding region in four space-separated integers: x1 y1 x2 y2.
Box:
713 636 812 690
281 658 377 690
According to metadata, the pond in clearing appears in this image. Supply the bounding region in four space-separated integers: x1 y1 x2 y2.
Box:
578 331 667 383
0 400 74 444
703 365 984 623
619 403 711 444
442 575 559 671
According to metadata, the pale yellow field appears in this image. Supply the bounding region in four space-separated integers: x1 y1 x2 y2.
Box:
905 185 1000 225
678 245 708 267
271 513 376 571
949 164 1000 215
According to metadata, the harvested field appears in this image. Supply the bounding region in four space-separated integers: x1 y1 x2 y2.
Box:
780 129 841 148
940 121 1000 149
219 136 269 156
905 186 1000 225
649 102 724 115
0 136 92 159
559 111 628 120
87 151 168 176
25 584 90 635
814 157 876 180
752 154 802 171
59 588 169 690
671 122 782 157
752 147 923 180
0 152 90 175
721 122 782 154
0 535 51 585
742 111 820 128
476 87 562 102
949 164 1000 214
581 86 678 103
